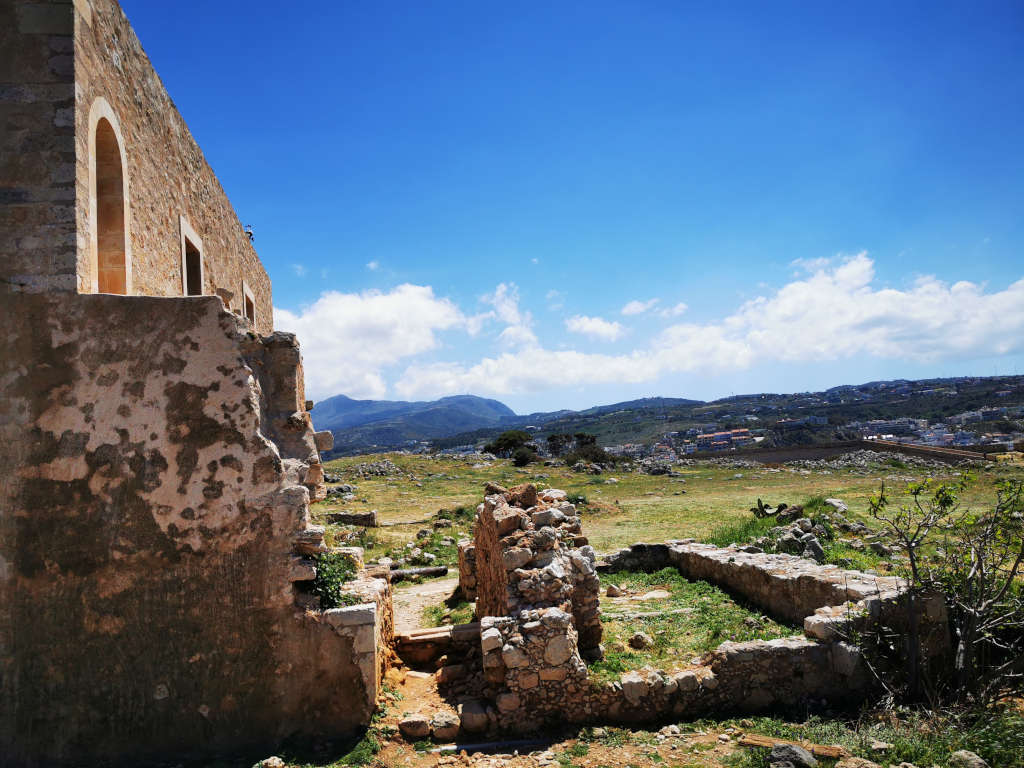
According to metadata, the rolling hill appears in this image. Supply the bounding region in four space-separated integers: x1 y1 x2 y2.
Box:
314 394 517 455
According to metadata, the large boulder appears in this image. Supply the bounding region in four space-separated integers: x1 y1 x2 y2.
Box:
769 744 817 768
458 700 490 733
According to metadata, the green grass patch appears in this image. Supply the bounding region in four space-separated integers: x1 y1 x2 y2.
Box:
717 708 1024 768
704 515 778 548
422 596 475 627
589 568 797 681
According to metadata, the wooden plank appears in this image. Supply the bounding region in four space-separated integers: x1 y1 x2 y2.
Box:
738 734 849 760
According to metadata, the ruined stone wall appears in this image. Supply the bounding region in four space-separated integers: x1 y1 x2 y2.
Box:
467 508 949 734
0 293 374 766
473 484 601 658
457 539 477 600
71 0 272 331
0 0 78 293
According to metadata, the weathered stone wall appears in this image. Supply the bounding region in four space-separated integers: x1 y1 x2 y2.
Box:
468 518 949 734
72 0 272 329
473 485 602 659
603 540 949 655
0 293 375 766
457 538 477 600
0 0 78 293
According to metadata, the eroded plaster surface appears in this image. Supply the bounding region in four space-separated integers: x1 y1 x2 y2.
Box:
0 293 368 766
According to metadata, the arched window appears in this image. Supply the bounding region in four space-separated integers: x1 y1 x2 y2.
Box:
87 98 131 294
94 118 126 293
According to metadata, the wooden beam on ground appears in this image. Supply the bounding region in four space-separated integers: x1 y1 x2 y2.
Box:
738 734 849 760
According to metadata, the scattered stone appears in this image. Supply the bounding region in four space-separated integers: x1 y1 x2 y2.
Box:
768 743 817 768
430 711 460 742
824 498 848 513
867 739 892 752
802 535 826 563
628 632 654 649
835 759 881 768
606 584 624 597
255 758 285 768
398 713 431 740
949 751 989 768
458 700 490 733
869 542 893 556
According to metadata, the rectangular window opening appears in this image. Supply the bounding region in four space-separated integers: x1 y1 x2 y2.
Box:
244 295 255 323
184 238 202 296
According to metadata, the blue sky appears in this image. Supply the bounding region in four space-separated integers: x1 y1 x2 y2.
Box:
122 1 1024 413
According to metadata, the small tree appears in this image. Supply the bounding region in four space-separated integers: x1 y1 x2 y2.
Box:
865 477 1024 705
483 429 531 457
937 479 1024 704
546 433 574 457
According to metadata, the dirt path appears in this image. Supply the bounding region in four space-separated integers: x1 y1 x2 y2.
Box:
393 576 460 634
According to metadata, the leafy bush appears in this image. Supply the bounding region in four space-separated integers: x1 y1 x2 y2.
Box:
311 551 360 610
513 446 537 467
565 443 616 466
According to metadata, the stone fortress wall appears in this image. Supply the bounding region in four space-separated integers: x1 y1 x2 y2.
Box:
1 1 387 764
1 0 78 295
0 293 391 766
2 0 272 332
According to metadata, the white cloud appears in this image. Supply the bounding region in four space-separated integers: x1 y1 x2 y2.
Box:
366 260 380 271
274 284 464 400
481 283 536 347
291 263 307 277
531 257 539 264
565 315 626 341
790 256 832 273
397 253 1024 398
659 302 688 318
545 289 565 311
621 298 660 315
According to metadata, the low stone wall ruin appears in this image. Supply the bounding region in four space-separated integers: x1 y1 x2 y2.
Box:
455 485 950 736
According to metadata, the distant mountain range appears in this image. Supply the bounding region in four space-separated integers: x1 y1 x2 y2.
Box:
313 376 1024 457
313 394 517 454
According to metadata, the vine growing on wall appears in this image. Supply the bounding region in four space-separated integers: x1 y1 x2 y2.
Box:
311 551 361 610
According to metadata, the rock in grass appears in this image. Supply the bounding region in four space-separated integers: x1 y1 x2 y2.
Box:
835 760 881 768
949 751 989 768
768 743 817 768
628 631 654 649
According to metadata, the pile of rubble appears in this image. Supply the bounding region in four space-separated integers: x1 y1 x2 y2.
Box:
786 449 950 471
634 458 680 475
352 459 407 478
324 482 357 501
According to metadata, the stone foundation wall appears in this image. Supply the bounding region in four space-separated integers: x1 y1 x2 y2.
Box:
466 496 949 735
0 293 379 766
